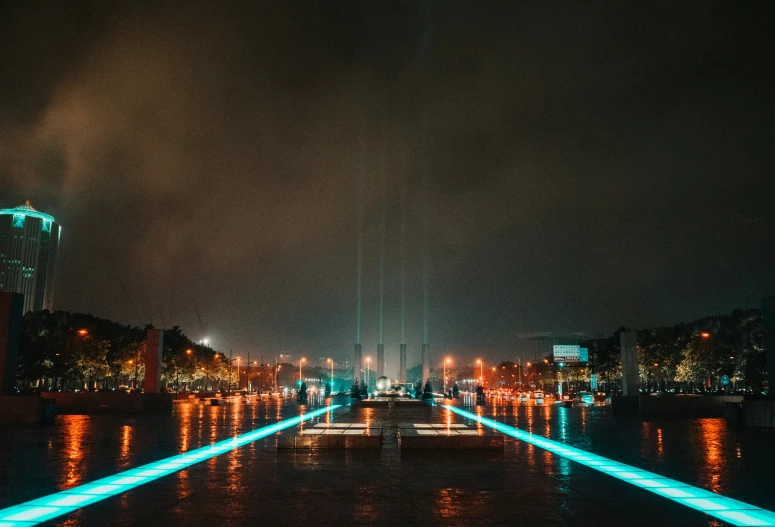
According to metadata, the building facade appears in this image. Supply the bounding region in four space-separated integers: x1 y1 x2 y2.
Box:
0 202 61 313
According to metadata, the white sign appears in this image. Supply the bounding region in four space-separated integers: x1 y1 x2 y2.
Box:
553 345 581 362
553 345 588 363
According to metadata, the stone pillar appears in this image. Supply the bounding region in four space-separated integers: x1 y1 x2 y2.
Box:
399 344 407 383
353 343 362 382
620 331 639 396
377 343 385 377
143 329 163 393
762 296 775 397
422 344 429 384
0 293 24 395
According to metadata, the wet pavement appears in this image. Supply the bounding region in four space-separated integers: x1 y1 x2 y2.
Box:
2 396 775 526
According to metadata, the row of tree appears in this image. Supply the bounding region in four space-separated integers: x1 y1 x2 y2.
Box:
407 309 765 394
583 309 764 393
15 308 766 394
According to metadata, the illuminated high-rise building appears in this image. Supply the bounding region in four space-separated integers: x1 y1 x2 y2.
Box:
0 201 61 313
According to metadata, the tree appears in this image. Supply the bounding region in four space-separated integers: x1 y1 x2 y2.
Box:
70 335 111 389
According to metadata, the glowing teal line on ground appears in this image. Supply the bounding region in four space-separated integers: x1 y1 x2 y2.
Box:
0 404 340 526
445 404 775 527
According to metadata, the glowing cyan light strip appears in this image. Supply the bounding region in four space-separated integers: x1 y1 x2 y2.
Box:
0 404 340 526
445 405 775 527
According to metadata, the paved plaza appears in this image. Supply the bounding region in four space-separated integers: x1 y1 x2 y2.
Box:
2 398 775 526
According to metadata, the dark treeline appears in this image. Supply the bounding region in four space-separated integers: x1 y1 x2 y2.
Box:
16 310 348 392
583 308 764 393
14 308 766 394
17 310 231 391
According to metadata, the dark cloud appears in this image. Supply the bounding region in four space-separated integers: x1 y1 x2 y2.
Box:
1 1 773 371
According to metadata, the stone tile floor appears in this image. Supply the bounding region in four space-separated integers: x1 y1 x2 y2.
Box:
2 398 775 526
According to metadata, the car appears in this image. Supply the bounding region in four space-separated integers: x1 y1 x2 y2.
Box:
575 391 594 405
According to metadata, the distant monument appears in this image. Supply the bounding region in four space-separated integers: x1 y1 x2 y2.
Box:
297 381 308 404
350 379 362 399
422 380 433 400
475 385 486 406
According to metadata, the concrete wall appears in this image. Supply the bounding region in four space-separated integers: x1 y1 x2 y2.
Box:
0 292 24 395
40 392 172 414
744 400 775 427
0 395 44 423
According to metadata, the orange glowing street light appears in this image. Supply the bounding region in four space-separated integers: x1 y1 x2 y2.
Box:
701 332 711 338
476 359 483 381
77 329 88 336
186 349 193 355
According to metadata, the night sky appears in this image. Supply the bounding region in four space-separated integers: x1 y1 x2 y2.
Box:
1 2 773 371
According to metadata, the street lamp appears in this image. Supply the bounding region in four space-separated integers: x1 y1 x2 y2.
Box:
476 359 483 382
327 358 334 392
274 354 286 391
128 359 135 389
366 357 371 390
444 358 451 392
299 357 306 385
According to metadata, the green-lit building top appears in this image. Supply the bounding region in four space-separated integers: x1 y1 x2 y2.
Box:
0 201 61 313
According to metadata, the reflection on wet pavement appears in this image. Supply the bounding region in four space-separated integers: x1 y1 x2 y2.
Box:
1 397 774 526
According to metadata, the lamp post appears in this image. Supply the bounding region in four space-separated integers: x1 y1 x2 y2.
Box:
327 358 334 392
444 358 451 392
366 357 371 390
476 359 483 383
252 360 259 392
299 357 306 385
526 362 531 387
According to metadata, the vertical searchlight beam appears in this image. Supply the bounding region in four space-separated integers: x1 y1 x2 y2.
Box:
377 146 386 378
399 173 407 383
354 135 366 382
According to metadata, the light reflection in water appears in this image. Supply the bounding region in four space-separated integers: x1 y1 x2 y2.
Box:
657 428 663 457
60 416 87 488
120 425 132 462
543 406 551 438
558 408 568 442
434 488 460 519
700 420 724 493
